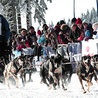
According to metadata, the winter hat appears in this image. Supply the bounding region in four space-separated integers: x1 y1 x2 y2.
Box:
60 24 70 33
54 23 60 33
71 17 77 24
29 26 34 30
42 24 48 30
37 30 41 35
76 18 82 25
59 20 65 25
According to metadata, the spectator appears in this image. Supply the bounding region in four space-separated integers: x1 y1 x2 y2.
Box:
82 22 93 41
60 24 73 43
42 42 48 60
36 30 42 39
42 24 48 34
76 18 83 30
54 22 61 36
92 22 98 39
82 19 88 32
47 27 58 50
37 33 46 45
71 17 77 24
76 18 84 41
58 31 66 44
59 20 66 25
28 26 37 45
33 42 42 61
70 23 80 42
16 28 30 51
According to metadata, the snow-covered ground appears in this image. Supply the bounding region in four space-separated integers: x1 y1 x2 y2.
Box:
0 66 98 98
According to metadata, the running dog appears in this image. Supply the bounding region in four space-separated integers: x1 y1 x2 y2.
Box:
76 56 95 93
3 55 24 88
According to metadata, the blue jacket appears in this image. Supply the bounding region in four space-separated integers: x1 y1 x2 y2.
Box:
37 34 46 45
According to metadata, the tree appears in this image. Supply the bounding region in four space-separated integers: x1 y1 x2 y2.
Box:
26 0 32 30
0 0 20 31
81 7 98 24
0 0 52 31
16 6 22 33
3 2 17 31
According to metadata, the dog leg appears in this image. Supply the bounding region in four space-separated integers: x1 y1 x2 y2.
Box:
23 73 26 83
96 79 98 83
87 81 93 92
10 73 19 88
28 72 33 82
61 77 67 90
21 76 25 87
49 84 52 90
13 75 19 88
40 78 43 84
3 71 10 89
78 76 86 93
14 76 19 88
5 77 10 89
53 83 57 90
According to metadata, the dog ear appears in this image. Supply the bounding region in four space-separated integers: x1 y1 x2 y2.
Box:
84 59 88 63
83 56 88 60
82 56 88 63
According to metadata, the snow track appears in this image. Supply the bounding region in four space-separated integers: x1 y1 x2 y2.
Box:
0 71 98 98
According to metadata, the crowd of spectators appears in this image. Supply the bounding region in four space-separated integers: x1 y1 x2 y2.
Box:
10 17 98 61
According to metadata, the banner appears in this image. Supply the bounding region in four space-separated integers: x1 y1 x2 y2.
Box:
59 40 98 62
82 39 97 56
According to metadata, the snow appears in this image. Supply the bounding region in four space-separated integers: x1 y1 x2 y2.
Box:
0 67 98 98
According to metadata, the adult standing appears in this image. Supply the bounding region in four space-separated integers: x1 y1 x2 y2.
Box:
76 18 84 41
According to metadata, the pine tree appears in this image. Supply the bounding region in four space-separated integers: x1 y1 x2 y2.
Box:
0 0 52 31
81 7 98 24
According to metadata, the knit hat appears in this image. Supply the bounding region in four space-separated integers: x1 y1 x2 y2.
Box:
37 30 41 35
29 26 34 30
42 24 48 30
59 20 65 25
60 24 70 33
71 17 77 24
76 18 82 25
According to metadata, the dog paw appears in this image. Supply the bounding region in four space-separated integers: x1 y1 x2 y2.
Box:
88 82 93 86
49 85 52 90
83 91 86 94
96 79 98 83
